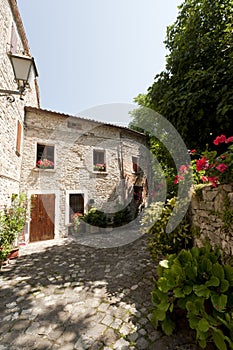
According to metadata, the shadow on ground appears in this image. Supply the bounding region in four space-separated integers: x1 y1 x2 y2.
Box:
0 236 212 349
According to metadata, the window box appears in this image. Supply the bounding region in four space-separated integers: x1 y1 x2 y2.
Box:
36 159 54 169
33 167 55 172
93 163 106 172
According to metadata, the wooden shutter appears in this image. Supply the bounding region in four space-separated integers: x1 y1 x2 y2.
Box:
10 24 17 54
16 121 22 156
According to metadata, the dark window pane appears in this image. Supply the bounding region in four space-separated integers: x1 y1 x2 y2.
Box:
93 150 104 165
36 144 54 168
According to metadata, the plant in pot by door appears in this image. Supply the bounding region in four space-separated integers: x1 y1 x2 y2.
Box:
73 213 81 233
0 194 28 266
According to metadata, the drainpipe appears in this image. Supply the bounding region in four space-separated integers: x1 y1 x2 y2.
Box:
119 131 124 179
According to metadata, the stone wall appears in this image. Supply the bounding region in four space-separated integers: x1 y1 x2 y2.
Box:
190 184 233 256
0 0 39 208
20 108 149 240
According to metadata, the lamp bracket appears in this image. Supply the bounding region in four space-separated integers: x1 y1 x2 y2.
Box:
0 88 25 102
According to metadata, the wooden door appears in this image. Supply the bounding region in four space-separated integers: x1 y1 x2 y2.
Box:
30 194 55 242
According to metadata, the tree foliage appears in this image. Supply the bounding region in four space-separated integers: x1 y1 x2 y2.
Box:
131 0 233 150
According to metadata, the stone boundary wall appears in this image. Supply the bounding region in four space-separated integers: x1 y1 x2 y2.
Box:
190 183 233 256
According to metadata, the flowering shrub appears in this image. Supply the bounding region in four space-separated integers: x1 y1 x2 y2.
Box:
174 135 233 188
36 158 54 169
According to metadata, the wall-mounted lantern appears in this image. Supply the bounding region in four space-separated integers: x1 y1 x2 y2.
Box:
0 53 38 102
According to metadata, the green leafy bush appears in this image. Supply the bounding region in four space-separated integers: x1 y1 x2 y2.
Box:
113 206 132 227
141 197 193 260
82 208 107 228
151 244 233 349
0 194 28 261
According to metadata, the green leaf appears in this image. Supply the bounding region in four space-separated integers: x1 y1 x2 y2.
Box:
150 310 159 329
184 264 198 281
151 289 167 305
198 318 209 333
198 339 207 349
205 276 220 287
155 307 167 321
186 301 198 315
213 263 225 281
224 265 233 286
177 297 187 310
220 279 229 293
211 294 227 312
161 316 175 336
189 315 200 330
157 300 170 312
191 246 200 259
212 328 227 350
157 277 170 293
200 257 213 275
193 285 210 298
169 303 174 312
183 285 193 295
174 287 185 298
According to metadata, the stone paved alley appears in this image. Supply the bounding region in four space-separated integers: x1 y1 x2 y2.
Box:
0 234 204 350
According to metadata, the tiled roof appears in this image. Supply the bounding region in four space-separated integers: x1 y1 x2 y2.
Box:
25 106 146 138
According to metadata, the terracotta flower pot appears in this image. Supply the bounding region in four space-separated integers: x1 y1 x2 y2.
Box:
7 247 19 260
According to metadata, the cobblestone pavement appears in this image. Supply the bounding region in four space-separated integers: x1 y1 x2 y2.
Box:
0 234 203 350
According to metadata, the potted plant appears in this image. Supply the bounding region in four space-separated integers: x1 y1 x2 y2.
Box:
0 194 28 266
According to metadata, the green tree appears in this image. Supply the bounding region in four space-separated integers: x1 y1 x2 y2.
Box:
131 0 233 150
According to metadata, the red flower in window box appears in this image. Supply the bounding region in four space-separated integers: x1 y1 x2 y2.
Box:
36 158 54 169
94 163 106 171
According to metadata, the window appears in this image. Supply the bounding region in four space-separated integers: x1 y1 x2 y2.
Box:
69 194 84 222
93 149 106 172
16 121 22 156
36 144 55 169
132 156 138 173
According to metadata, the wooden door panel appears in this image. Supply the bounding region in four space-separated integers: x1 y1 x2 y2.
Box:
30 194 55 242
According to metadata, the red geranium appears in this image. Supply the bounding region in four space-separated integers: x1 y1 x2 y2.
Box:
213 135 226 145
207 176 219 187
196 157 209 172
226 136 233 143
216 163 228 173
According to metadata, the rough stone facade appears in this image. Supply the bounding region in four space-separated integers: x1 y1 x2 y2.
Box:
190 184 233 256
20 107 149 241
0 0 39 208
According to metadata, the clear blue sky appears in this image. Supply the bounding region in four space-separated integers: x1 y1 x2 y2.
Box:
18 0 181 125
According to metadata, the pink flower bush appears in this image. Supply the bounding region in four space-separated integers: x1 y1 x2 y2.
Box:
174 134 233 187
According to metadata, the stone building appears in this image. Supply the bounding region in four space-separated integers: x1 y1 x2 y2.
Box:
0 0 149 243
0 0 39 207
19 107 148 242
